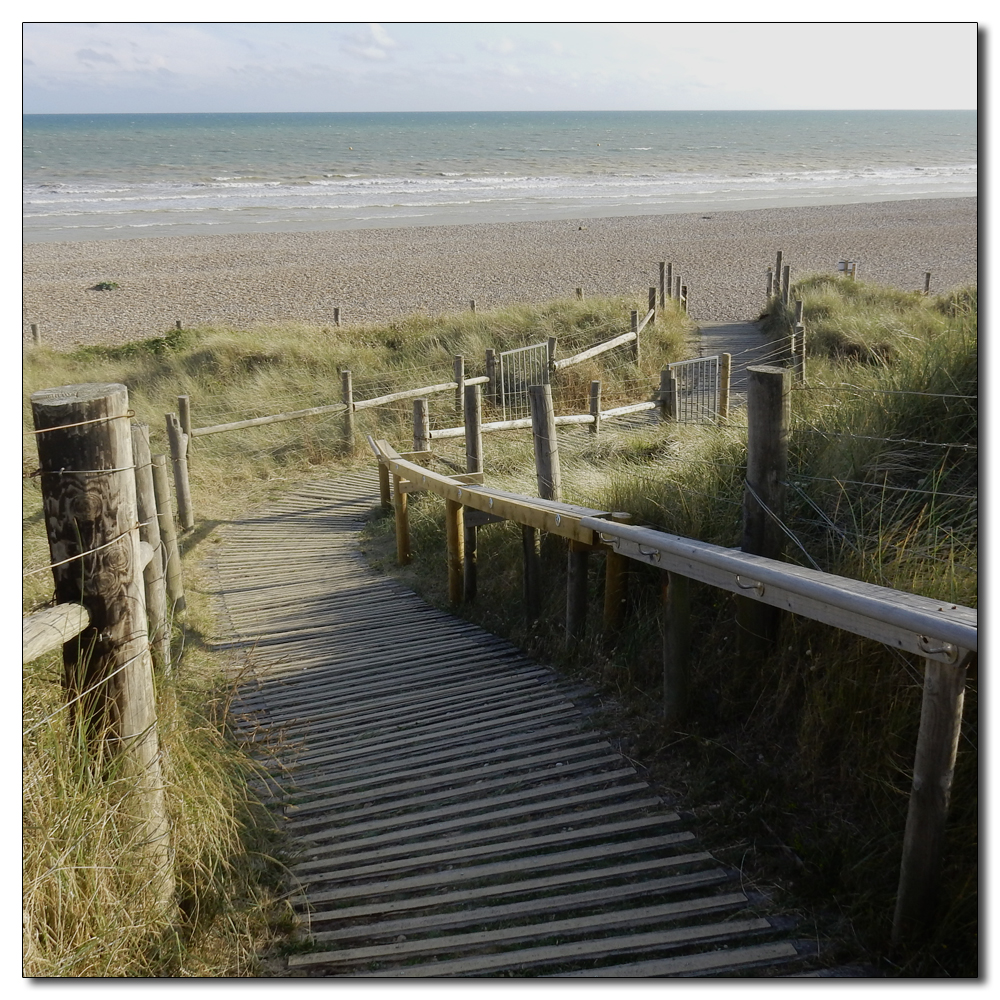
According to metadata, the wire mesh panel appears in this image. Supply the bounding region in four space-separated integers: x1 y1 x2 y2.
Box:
498 342 550 420
670 356 720 423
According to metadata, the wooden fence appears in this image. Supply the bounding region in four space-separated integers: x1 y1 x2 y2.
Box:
367 363 977 950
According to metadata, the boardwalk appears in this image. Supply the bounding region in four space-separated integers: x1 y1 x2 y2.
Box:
697 320 782 407
208 472 817 977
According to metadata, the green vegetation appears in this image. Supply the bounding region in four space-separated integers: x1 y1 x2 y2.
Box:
362 278 978 976
22 294 686 976
89 281 120 291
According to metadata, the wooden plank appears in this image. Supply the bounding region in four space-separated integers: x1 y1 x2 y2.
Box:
399 471 485 493
553 330 637 370
22 604 90 663
344 916 773 977
293 840 706 906
354 375 488 411
551 941 802 977
580 518 977 657
293 893 751 968
311 868 733 941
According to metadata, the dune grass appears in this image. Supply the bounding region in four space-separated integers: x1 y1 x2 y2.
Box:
22 294 690 976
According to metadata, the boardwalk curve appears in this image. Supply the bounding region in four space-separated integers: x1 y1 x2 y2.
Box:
209 471 815 977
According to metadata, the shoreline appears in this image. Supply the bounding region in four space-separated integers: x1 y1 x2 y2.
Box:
23 197 978 350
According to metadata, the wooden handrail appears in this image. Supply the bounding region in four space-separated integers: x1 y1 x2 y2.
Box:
23 603 91 664
580 517 977 661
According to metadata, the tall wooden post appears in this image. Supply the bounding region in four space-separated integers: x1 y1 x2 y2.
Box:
470 299 477 314
378 459 391 513
453 355 465 416
674 275 681 302
413 398 430 453
719 353 732 421
165 411 193 529
781 265 790 306
576 287 584 300
793 299 804 324
792 324 806 384
528 383 561 502
151 454 185 613
659 368 672 422
774 251 783 295
333 306 341 327
923 271 932 295
393 474 411 565
485 349 497 407
445 498 465 604
589 380 602 435
663 571 691 722
666 263 673 300
602 513 631 637
566 541 590 649
131 424 170 674
630 310 640 366
31 383 173 906
463 384 483 602
766 267 774 299
658 262 666 308
681 285 688 313
892 653 971 948
522 525 541 624
341 369 355 454
177 395 192 442
737 366 790 657
31 323 41 346
648 286 657 323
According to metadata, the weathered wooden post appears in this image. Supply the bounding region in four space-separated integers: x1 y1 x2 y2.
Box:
794 299 804 325
177 395 192 442
630 310 640 366
566 541 590 649
522 526 542 624
165 411 194 529
775 250 783 294
892 652 972 948
463 384 483 602
151 454 185 613
485 348 498 407
658 368 671 422
393 473 411 565
793 324 806 384
445 498 465 604
377 458 392 513
648 286 657 323
719 353 732 421
31 383 173 906
674 275 681 302
602 513 631 637
341 369 355 454
333 306 341 327
781 265 790 306
132 424 170 674
737 366 790 658
923 271 932 295
663 571 692 723
546 337 558 383
412 397 430 453
470 298 477 314
589 380 602 435
576 287 584 300
528 383 561 502
681 285 688 313
175 320 182 330
31 323 41 346
766 267 774 299
658 262 666 308
453 355 465 416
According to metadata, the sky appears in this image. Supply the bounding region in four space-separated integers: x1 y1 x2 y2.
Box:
22 18 979 115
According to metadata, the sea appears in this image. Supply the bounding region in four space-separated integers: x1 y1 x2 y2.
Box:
22 110 977 243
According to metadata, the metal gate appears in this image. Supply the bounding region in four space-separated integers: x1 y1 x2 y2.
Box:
498 342 550 420
668 356 720 423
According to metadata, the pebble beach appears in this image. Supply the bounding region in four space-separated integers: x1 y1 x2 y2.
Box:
22 197 977 351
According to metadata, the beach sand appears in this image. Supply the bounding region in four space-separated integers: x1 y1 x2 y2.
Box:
22 198 977 350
